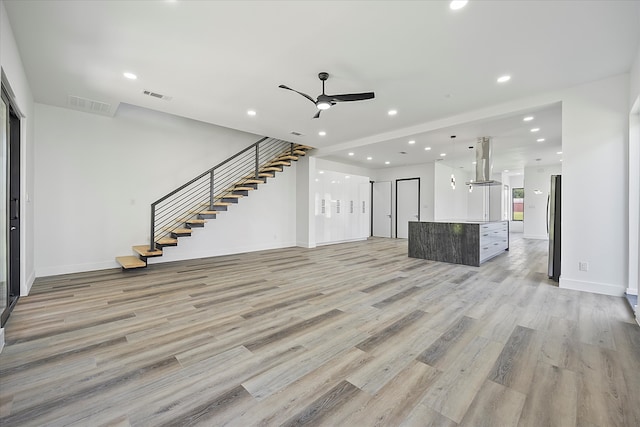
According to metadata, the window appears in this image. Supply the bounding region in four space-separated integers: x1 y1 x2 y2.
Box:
512 188 524 221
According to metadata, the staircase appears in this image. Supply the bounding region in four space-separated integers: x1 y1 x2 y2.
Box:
116 138 312 269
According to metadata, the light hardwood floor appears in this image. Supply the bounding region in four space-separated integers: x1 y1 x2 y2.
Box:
1 235 638 426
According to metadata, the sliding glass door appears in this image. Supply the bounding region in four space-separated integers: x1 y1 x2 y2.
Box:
0 92 8 324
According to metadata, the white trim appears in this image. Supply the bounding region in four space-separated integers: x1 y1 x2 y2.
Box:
37 260 119 277
316 237 368 247
148 241 297 265
523 234 548 240
626 287 638 296
0 328 4 354
559 277 625 296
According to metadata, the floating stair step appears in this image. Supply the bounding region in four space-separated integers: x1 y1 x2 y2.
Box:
133 245 163 258
155 237 178 247
292 150 306 156
233 189 249 196
171 228 192 237
116 256 146 270
276 155 298 161
260 166 283 172
185 219 207 227
268 161 291 167
294 144 314 150
197 210 218 219
258 173 274 178
214 201 232 206
221 194 243 199
242 179 265 184
234 186 255 191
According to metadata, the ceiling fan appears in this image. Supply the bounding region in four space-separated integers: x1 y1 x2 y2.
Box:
279 72 375 119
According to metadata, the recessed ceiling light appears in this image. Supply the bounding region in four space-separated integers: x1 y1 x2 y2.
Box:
319 171 324 174
523 116 534 121
497 75 511 83
537 138 546 142
557 151 563 155
367 156 373 160
388 109 398 116
385 161 390 165
530 128 540 132
424 147 431 151
318 131 326 136
504 169 509 173
440 153 447 157
123 72 137 80
450 0 468 10
247 110 256 116
408 140 416 145
472 161 477 165
348 152 354 156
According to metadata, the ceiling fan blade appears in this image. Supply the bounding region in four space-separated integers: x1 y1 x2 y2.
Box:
313 110 321 119
329 92 375 102
278 84 316 104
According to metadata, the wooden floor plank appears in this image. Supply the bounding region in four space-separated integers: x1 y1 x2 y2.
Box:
0 235 638 426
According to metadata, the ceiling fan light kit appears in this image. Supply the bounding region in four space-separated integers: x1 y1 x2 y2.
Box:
279 72 375 119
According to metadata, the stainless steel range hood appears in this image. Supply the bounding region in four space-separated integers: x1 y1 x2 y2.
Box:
466 136 502 186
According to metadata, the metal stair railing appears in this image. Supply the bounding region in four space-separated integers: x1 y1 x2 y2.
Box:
149 137 296 251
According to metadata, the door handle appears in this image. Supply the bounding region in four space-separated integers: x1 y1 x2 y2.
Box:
10 226 16 231
11 198 19 220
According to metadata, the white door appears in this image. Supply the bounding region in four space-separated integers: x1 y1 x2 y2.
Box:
373 181 392 237
396 178 419 239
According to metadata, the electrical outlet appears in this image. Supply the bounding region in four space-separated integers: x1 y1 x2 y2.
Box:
579 261 589 272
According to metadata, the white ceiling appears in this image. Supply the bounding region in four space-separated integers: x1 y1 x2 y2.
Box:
4 0 640 172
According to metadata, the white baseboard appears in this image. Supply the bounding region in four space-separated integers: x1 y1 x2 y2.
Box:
25 269 36 295
36 260 119 278
559 277 626 296
523 234 549 240
316 237 368 246
625 287 638 296
148 241 298 265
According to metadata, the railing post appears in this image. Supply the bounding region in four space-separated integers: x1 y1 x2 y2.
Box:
290 142 294 156
149 204 156 252
254 143 260 179
209 170 215 209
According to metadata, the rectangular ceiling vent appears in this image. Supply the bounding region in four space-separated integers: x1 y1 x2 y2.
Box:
67 95 111 114
290 131 303 136
143 90 172 101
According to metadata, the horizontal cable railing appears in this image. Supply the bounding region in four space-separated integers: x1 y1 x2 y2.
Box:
149 137 296 251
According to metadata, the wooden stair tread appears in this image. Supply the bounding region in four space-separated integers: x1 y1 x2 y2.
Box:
132 245 162 257
183 219 206 224
240 179 264 184
258 173 274 178
276 155 299 161
156 237 178 246
189 210 219 215
221 194 243 198
172 228 192 234
268 161 291 167
294 144 314 150
292 150 306 156
260 167 282 172
214 202 232 206
234 186 255 191
116 256 146 269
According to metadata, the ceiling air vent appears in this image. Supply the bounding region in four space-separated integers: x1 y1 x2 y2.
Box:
142 90 172 101
290 131 303 136
67 95 111 114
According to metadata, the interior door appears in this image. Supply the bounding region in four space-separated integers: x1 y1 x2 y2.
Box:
373 181 392 237
396 178 419 239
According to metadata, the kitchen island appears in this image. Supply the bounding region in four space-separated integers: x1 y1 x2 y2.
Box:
408 221 509 267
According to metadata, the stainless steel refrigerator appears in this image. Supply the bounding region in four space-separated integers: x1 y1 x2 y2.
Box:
548 175 561 281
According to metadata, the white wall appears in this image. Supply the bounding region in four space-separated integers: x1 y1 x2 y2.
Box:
433 162 470 222
1 0 36 296
33 102 299 275
523 164 562 239
628 43 640 317
558 75 629 296
371 162 435 237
